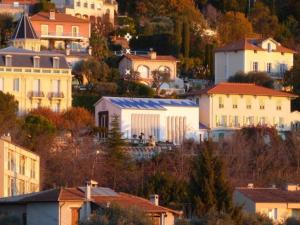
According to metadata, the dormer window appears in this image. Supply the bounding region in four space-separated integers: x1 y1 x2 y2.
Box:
268 43 272 52
33 56 40 68
5 55 12 67
53 57 59 68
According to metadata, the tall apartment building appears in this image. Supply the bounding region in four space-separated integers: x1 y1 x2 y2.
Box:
3 13 72 114
214 37 295 84
0 135 40 198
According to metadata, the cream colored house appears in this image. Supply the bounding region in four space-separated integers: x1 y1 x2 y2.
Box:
119 51 179 86
234 185 300 223
214 38 296 84
193 82 298 140
0 181 181 225
52 0 118 24
0 135 40 198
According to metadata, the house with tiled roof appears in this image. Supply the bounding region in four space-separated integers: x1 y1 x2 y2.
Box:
94 97 203 144
214 37 296 84
118 50 180 88
234 184 300 222
187 82 298 140
0 180 181 225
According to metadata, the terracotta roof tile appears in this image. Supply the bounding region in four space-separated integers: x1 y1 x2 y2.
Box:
124 54 178 62
215 38 296 53
236 188 300 203
30 12 89 23
195 82 297 98
93 193 182 215
59 188 85 201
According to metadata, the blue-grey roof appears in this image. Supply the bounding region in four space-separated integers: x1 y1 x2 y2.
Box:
79 187 119 197
103 97 198 110
0 46 70 69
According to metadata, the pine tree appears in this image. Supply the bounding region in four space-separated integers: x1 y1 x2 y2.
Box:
107 114 126 154
182 18 190 58
174 17 183 56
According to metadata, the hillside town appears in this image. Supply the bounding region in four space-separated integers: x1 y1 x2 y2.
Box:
1 0 300 225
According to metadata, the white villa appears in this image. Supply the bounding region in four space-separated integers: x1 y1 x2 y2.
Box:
188 82 298 140
94 97 202 144
214 37 295 84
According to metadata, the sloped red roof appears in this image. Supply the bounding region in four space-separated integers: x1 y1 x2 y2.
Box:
30 12 89 23
124 54 178 62
215 38 296 53
195 82 297 98
59 188 85 201
236 188 300 203
93 193 182 215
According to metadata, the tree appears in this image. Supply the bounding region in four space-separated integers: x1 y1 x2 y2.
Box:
218 12 253 44
72 59 110 84
0 14 14 48
29 107 64 129
182 18 190 58
81 205 154 225
0 92 18 135
189 141 235 217
89 27 110 61
250 2 280 38
151 70 171 95
228 72 274 88
124 70 141 83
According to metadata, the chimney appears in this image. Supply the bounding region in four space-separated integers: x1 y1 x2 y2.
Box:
247 183 254 189
148 48 157 60
84 180 98 220
1 133 11 142
150 194 159 206
49 10 55 20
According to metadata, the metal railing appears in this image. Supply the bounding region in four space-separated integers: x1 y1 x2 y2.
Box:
49 92 64 99
29 91 45 98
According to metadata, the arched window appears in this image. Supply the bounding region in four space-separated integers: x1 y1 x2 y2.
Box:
137 65 150 78
158 66 170 73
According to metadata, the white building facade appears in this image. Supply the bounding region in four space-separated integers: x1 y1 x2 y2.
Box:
214 38 295 84
196 82 298 140
94 97 202 144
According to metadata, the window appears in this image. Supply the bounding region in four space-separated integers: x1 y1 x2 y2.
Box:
56 25 63 36
267 63 272 73
33 79 41 93
276 100 282 111
13 78 20 92
267 43 272 52
52 79 61 94
221 115 227 127
18 180 25 194
259 98 265 110
7 176 14 196
76 1 80 6
137 65 150 78
91 3 95 9
232 97 238 109
30 159 36 179
259 117 266 125
0 77 4 91
19 156 26 175
84 2 88 7
41 25 48 35
72 26 79 37
53 103 60 112
246 98 252 109
33 56 40 68
279 117 284 128
268 208 278 220
5 55 12 67
234 116 239 127
53 57 60 68
246 116 254 126
219 97 224 108
8 151 14 171
280 64 287 75
253 62 258 72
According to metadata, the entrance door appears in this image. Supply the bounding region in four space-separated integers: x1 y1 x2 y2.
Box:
98 111 109 139
71 208 79 225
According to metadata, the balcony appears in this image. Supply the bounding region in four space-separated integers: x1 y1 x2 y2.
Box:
29 91 45 99
40 32 86 41
49 92 64 99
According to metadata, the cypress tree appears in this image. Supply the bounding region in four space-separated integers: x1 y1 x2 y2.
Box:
174 17 183 56
182 18 190 58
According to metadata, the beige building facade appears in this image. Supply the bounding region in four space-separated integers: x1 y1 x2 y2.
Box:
234 185 300 223
195 82 298 140
0 135 40 198
215 38 295 84
119 51 178 86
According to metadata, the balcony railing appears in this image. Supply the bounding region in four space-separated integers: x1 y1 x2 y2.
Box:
49 92 64 99
40 32 86 40
29 91 45 99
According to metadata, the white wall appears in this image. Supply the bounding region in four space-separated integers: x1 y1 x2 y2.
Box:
94 98 121 127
